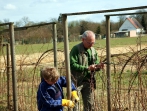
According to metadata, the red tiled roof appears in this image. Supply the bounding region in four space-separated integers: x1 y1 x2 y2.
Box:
127 17 143 29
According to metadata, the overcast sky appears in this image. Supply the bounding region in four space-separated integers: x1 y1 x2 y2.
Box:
0 0 146 23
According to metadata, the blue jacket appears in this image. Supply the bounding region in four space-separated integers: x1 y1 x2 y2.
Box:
37 76 76 111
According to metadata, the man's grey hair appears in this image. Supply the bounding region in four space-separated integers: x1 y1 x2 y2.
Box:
82 30 95 39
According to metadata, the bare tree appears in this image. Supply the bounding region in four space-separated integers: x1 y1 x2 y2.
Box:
21 16 30 26
3 18 10 23
117 15 126 29
15 20 23 27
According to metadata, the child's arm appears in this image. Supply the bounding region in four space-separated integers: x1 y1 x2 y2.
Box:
58 76 76 90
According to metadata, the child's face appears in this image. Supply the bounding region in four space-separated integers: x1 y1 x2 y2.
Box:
45 79 57 85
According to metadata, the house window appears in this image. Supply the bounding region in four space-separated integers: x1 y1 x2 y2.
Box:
122 29 128 31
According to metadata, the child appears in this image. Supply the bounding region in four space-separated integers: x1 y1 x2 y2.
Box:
37 66 79 111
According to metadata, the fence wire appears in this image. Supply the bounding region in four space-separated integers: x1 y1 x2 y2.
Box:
0 26 147 111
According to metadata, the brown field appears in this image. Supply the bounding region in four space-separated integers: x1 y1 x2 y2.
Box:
1 45 147 67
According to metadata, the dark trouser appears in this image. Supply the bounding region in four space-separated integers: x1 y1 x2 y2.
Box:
73 81 95 111
71 72 96 111
81 82 95 111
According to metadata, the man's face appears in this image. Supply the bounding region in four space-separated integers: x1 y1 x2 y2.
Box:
82 36 95 48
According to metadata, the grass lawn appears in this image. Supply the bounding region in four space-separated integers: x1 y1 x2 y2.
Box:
13 36 147 55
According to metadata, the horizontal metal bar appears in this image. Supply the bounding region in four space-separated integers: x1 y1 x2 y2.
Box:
62 6 147 16
105 11 147 16
0 22 13 26
17 22 56 29
0 22 57 32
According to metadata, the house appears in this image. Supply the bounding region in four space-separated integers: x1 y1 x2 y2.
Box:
114 17 144 37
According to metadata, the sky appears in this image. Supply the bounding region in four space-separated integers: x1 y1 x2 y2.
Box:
0 0 147 24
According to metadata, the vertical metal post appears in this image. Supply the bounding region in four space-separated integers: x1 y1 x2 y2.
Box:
6 43 10 110
106 16 111 111
0 34 3 56
62 14 71 111
9 23 18 111
52 23 58 69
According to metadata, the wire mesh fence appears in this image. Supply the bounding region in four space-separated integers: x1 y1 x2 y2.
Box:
0 24 147 111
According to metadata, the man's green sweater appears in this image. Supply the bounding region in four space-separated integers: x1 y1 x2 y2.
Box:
70 42 99 84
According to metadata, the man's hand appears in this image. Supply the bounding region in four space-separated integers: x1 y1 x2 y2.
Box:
88 63 104 71
62 99 75 108
88 64 96 71
95 63 104 69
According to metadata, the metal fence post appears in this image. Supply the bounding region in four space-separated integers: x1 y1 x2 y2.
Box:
52 23 58 69
106 15 111 111
9 23 18 111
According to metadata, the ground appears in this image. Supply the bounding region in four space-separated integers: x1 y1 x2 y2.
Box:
0 45 147 69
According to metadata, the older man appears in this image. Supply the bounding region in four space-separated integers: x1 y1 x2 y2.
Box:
70 30 103 111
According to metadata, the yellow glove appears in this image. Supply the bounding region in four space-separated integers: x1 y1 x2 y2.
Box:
62 99 75 108
71 91 80 102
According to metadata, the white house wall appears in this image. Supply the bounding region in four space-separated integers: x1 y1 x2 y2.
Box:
136 29 142 33
130 30 137 37
119 19 136 31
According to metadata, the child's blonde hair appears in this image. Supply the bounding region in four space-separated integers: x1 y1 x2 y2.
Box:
41 66 59 82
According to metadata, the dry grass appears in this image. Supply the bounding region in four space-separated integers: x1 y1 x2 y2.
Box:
0 44 147 111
